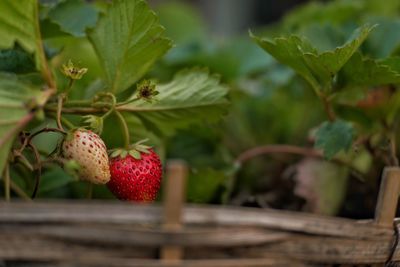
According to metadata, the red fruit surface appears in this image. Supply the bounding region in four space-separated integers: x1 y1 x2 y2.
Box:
107 149 162 202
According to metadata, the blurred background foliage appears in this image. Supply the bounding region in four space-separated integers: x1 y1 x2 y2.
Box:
2 0 400 219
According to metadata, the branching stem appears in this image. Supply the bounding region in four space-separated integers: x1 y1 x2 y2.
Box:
321 95 336 121
17 127 66 154
235 144 365 179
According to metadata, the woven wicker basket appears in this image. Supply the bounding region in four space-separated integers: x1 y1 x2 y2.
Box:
1 161 399 267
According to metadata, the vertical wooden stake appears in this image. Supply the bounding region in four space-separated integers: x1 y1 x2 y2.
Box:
375 167 400 227
161 160 188 261
374 167 400 266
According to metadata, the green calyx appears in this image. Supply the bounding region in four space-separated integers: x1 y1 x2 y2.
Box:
109 139 152 160
82 115 103 134
64 127 87 141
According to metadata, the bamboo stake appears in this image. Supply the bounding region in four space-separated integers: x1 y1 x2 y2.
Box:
374 167 400 266
161 160 188 261
375 167 400 227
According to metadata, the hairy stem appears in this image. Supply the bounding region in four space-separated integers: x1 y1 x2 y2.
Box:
115 110 130 149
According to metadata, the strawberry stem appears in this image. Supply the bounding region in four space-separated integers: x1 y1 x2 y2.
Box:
100 93 117 120
116 96 140 107
115 110 130 149
56 94 65 131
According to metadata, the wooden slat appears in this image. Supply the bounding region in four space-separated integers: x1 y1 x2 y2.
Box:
1 201 399 264
0 228 397 264
0 225 289 247
0 258 306 267
0 201 392 239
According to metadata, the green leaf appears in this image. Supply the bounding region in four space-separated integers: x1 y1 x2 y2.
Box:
315 120 354 160
283 1 363 30
363 17 400 58
37 166 75 196
187 168 227 203
251 25 374 91
88 0 173 94
156 2 206 44
337 53 400 89
379 56 400 74
47 0 99 37
0 0 44 71
0 73 43 174
119 69 229 136
251 33 320 91
0 45 36 74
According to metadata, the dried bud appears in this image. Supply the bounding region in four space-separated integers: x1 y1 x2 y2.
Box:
136 80 158 102
61 60 87 80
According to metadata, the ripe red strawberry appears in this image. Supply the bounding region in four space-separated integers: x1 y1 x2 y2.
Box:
107 146 162 202
62 129 110 184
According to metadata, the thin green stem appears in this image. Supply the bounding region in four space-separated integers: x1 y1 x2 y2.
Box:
28 143 42 199
60 116 75 130
47 113 76 129
101 93 117 120
34 1 56 90
63 99 93 107
17 127 66 155
56 94 65 131
15 153 34 172
10 179 31 201
115 110 130 149
116 97 140 107
64 79 75 95
3 164 10 201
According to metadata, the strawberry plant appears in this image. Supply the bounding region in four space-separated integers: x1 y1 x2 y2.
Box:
0 0 228 201
154 0 400 216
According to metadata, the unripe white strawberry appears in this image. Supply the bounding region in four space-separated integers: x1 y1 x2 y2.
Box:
62 129 110 184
